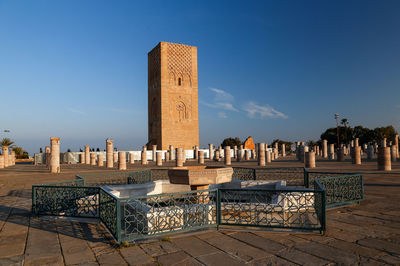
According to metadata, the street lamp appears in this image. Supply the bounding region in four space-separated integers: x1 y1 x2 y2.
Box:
334 114 340 150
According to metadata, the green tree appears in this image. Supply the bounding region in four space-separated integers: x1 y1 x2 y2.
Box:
11 146 28 159
0 138 15 147
373 126 397 142
271 139 293 153
221 137 242 148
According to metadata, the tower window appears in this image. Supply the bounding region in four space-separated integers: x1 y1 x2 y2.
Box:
178 78 182 86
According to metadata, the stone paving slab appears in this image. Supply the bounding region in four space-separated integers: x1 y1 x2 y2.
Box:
120 246 155 265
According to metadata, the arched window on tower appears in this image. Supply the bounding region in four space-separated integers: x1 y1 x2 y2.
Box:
178 77 182 86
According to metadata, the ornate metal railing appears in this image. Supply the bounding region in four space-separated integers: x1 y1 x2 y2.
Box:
315 174 363 208
99 188 120 241
218 188 324 231
232 167 305 186
31 167 365 242
119 189 217 242
32 183 100 217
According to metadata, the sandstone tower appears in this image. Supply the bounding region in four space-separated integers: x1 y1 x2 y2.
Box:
148 42 199 150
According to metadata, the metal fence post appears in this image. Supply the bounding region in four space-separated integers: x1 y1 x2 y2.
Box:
117 199 122 242
31 186 36 215
304 168 309 188
216 189 221 230
253 169 257 180
321 189 326 234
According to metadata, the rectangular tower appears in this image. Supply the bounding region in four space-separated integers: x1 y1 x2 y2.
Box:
148 42 199 150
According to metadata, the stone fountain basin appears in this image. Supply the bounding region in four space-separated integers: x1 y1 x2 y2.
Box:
168 166 233 185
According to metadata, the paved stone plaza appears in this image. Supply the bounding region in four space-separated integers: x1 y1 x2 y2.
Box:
1 157 400 265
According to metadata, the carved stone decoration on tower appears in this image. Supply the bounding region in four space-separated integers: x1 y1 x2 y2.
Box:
148 42 199 150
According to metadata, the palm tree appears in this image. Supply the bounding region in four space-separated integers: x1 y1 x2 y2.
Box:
340 118 348 127
0 138 14 147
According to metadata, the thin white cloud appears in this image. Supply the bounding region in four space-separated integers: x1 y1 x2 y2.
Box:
218 112 227 118
243 101 288 119
67 108 86 115
201 88 239 112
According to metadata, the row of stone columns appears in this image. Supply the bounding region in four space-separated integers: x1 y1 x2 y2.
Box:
0 146 16 169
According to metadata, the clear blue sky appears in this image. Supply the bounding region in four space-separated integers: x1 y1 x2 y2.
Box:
1 0 399 154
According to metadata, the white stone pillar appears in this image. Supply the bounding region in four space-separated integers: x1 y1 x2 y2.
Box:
90 153 96 166
224 146 231 165
281 144 286 157
394 134 399 158
305 151 316 168
328 144 335 160
198 151 204 164
258 143 265 166
156 151 162 166
233 146 237 159
129 153 135 164
245 150 250 160
176 148 183 167
85 145 90 165
165 152 170 162
367 145 374 160
352 146 361 165
50 137 60 173
266 151 271 163
322 140 328 158
169 145 175 160
106 139 114 168
113 152 118 164
141 146 148 165
355 138 359 147
215 150 220 161
381 138 387 148
391 145 397 162
208 144 214 161
152 145 157 161
98 154 104 167
0 155 4 169
194 146 199 160
118 152 126 170
378 147 391 171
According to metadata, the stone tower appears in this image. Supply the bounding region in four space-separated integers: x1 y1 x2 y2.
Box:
148 42 199 150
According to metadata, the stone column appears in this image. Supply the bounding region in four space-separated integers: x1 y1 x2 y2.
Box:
316 146 320 156
266 151 272 163
106 139 114 168
305 151 316 168
298 145 305 162
323 140 328 158
50 137 60 173
208 144 214 161
141 150 148 165
9 150 15 166
156 151 162 166
152 145 157 162
198 151 204 164
90 153 96 166
233 145 237 159
84 145 90 165
251 149 256 160
281 144 286 157
245 150 250 160
215 150 220 161
391 145 397 162
97 154 104 167
169 145 175 160
113 152 118 164
328 144 335 160
224 146 231 165
352 146 361 165
118 152 126 170
218 146 223 159
381 138 387 148
0 155 4 169
182 149 186 163
394 134 399 158
165 152 170 162
176 148 183 167
258 143 265 166
367 145 374 160
129 153 135 164
355 138 359 147
193 146 198 160
80 153 85 164
45 146 50 167
378 147 391 171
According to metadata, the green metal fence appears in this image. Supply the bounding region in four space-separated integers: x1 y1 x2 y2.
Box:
232 167 305 186
218 188 324 232
315 174 364 208
32 167 364 242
